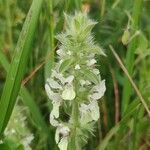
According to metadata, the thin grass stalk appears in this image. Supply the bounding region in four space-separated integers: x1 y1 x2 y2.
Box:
109 45 150 117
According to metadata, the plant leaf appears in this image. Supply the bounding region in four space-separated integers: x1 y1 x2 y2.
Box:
0 0 43 135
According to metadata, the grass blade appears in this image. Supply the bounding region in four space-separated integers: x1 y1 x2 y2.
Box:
0 0 43 135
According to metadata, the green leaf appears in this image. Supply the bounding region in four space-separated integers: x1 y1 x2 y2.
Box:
81 69 99 84
59 59 74 73
0 0 43 135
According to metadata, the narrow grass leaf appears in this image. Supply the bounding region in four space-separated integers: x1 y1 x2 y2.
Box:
0 0 43 135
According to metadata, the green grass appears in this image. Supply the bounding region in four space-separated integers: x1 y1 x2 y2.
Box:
0 0 150 149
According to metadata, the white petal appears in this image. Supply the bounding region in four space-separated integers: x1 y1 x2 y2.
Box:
45 84 53 99
91 80 106 100
50 113 59 126
79 104 93 124
51 100 61 118
59 126 70 136
80 80 91 86
62 86 76 100
55 127 60 144
55 125 70 146
80 80 86 86
75 64 81 70
87 59 97 66
85 80 91 85
58 137 68 150
93 69 100 75
47 78 62 89
45 84 62 101
90 101 100 121
57 49 65 57
51 70 66 84
65 75 74 84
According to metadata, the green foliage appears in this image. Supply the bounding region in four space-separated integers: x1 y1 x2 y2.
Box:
0 0 150 149
0 0 43 135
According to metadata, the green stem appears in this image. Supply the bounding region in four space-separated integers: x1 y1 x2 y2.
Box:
122 0 143 116
70 98 79 150
4 0 13 49
100 0 106 18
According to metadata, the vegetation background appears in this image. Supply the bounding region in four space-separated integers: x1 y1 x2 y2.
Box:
0 0 150 149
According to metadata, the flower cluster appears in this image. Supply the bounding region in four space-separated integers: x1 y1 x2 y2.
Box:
45 12 106 150
4 104 34 150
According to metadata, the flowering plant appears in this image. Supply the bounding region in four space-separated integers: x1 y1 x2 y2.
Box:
45 12 106 150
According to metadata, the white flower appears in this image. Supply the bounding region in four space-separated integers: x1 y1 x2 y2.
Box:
57 49 66 58
90 80 106 100
87 59 97 66
75 64 81 70
80 80 91 86
51 70 66 84
45 74 76 125
65 75 74 84
79 100 100 125
22 134 34 150
50 113 59 126
58 137 68 150
90 100 100 121
62 85 76 100
92 68 100 75
55 125 70 150
45 84 62 101
47 78 62 89
45 84 62 126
